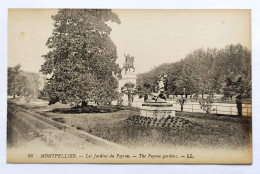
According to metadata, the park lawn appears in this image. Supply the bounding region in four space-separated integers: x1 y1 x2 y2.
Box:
17 101 251 150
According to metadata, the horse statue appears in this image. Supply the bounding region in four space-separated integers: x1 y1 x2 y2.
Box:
122 54 135 74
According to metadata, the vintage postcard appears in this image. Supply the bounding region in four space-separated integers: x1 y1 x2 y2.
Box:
7 9 252 164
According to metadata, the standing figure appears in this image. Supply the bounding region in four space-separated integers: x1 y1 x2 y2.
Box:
156 73 167 101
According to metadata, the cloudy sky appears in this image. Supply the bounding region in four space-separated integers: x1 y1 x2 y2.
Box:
8 9 251 74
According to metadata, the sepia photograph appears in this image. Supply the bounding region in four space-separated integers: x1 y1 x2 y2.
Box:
7 8 252 164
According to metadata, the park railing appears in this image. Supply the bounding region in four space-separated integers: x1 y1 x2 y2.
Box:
121 100 252 117
173 103 252 117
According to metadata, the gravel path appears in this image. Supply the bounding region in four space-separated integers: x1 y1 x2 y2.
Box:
7 104 99 151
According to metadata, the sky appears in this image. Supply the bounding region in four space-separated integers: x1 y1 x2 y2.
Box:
8 9 251 74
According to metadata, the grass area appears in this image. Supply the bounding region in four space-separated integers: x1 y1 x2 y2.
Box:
12 100 252 150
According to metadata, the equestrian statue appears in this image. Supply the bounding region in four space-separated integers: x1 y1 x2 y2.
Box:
122 54 135 74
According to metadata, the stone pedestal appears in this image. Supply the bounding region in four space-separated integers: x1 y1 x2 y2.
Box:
118 73 137 106
140 102 175 119
118 73 137 92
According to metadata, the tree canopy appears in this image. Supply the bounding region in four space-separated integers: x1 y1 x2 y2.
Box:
137 44 251 99
8 64 41 101
40 9 121 106
8 64 21 98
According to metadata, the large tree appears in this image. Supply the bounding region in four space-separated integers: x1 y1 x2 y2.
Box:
40 9 121 106
8 64 21 98
8 64 41 101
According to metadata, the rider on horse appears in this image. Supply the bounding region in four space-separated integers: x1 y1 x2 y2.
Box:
122 54 135 74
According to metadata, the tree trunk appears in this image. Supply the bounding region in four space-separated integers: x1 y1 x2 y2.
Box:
236 101 242 116
128 92 131 106
181 104 183 112
237 103 242 116
82 101 88 107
